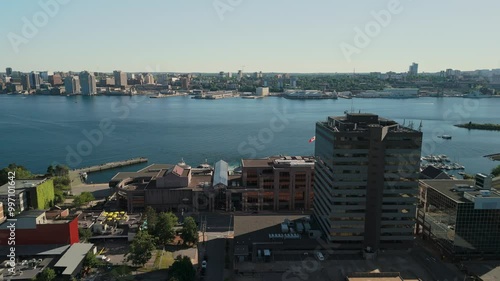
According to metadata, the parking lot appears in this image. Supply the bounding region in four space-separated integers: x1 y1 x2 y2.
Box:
235 249 461 281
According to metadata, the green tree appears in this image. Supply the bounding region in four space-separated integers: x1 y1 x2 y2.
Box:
37 268 56 281
169 256 195 281
54 164 69 176
83 252 102 268
0 163 33 185
53 176 71 190
73 192 95 207
46 165 56 177
79 228 93 242
155 212 178 245
492 165 500 177
145 206 158 234
180 217 198 246
54 189 65 204
127 230 156 267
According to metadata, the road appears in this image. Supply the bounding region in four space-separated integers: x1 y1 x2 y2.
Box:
203 236 225 281
198 213 233 281
412 239 465 281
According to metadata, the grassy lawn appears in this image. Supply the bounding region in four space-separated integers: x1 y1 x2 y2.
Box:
138 250 174 272
154 250 174 269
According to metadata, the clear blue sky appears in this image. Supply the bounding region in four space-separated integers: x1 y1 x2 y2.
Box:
1 0 499 73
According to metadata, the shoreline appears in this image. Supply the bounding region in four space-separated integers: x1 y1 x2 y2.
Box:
455 123 500 131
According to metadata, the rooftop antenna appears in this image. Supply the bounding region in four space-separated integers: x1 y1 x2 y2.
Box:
418 120 423 132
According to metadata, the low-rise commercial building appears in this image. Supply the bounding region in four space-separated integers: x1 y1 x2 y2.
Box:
110 156 315 213
232 156 315 212
0 179 55 213
417 179 500 259
0 210 79 246
53 243 94 277
110 163 216 213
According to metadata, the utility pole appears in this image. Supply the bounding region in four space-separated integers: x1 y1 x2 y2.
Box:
202 215 207 246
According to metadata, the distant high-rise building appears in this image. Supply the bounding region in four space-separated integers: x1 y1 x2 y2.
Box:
445 69 454 77
314 113 422 251
237 70 243 80
277 79 283 89
408 63 418 76
21 74 30 91
113 70 127 87
157 73 169 85
39 71 49 81
290 77 298 88
219 71 225 79
29 72 40 90
181 77 190 90
79 71 96 95
144 73 154 84
227 72 232 78
64 76 80 94
6 67 12 76
49 74 63 86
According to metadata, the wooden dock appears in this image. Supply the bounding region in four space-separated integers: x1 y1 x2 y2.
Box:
73 157 148 173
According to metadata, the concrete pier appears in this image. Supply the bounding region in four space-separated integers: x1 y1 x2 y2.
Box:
69 157 148 188
73 157 148 173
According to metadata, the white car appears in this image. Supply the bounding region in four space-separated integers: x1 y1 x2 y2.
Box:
314 251 324 261
201 260 207 269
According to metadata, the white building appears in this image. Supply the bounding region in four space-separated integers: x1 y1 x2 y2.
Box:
256 87 269 96
144 73 155 84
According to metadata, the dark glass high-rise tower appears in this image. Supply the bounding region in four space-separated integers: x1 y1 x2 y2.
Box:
314 113 422 251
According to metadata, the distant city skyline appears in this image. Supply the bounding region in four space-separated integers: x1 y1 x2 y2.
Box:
1 0 499 73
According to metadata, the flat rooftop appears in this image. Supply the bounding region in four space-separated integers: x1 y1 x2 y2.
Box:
15 210 46 218
0 179 47 195
234 214 308 242
421 179 497 203
242 156 314 168
137 163 175 173
54 243 94 275
241 158 276 168
0 244 70 256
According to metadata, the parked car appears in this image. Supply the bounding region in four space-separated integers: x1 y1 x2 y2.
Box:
314 251 324 261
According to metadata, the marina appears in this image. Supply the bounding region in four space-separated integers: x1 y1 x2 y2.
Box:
420 154 465 171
